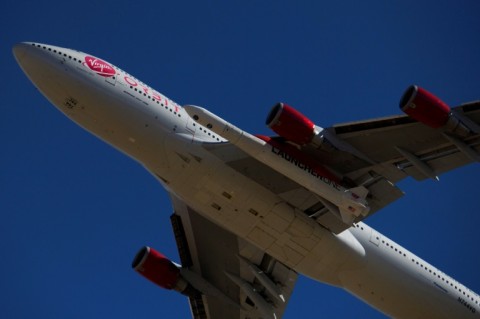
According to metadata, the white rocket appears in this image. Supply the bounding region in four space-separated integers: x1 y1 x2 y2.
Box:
183 105 370 225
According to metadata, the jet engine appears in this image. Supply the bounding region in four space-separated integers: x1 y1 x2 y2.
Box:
132 246 197 296
266 103 315 145
265 102 350 153
399 85 451 128
400 85 479 136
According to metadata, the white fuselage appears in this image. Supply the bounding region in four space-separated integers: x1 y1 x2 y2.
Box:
14 42 480 318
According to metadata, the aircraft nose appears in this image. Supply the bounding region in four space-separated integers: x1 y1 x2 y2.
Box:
12 42 48 76
12 42 31 63
12 42 64 87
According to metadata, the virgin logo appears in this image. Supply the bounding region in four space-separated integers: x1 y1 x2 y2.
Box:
84 56 116 77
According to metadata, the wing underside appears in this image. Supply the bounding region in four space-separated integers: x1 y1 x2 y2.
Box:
162 101 479 317
328 102 480 182
169 195 297 319
201 101 480 233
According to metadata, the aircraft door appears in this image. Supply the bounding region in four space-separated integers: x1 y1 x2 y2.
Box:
369 229 381 246
186 116 197 135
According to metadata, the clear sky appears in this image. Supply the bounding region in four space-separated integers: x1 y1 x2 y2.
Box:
2 1 480 318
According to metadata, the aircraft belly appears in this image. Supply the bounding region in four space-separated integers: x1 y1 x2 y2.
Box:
157 142 479 318
160 142 367 287
130 134 478 318
340 226 477 318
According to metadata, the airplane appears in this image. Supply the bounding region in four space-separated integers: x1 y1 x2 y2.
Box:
13 42 480 319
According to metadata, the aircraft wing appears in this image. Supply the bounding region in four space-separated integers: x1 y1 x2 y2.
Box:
169 195 297 319
200 101 480 233
311 101 480 183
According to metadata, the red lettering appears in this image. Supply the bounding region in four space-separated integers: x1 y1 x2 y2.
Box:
124 76 137 86
152 92 162 101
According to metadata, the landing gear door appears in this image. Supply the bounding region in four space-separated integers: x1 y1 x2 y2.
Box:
185 105 198 134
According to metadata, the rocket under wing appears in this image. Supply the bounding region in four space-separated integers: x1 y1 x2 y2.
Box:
183 105 370 226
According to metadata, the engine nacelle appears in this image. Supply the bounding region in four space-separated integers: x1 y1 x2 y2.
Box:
266 103 315 145
399 85 451 128
132 246 197 296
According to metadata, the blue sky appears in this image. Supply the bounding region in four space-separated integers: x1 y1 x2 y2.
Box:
2 1 480 318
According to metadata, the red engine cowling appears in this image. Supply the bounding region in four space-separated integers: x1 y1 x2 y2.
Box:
266 103 315 145
399 85 451 128
132 246 195 296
